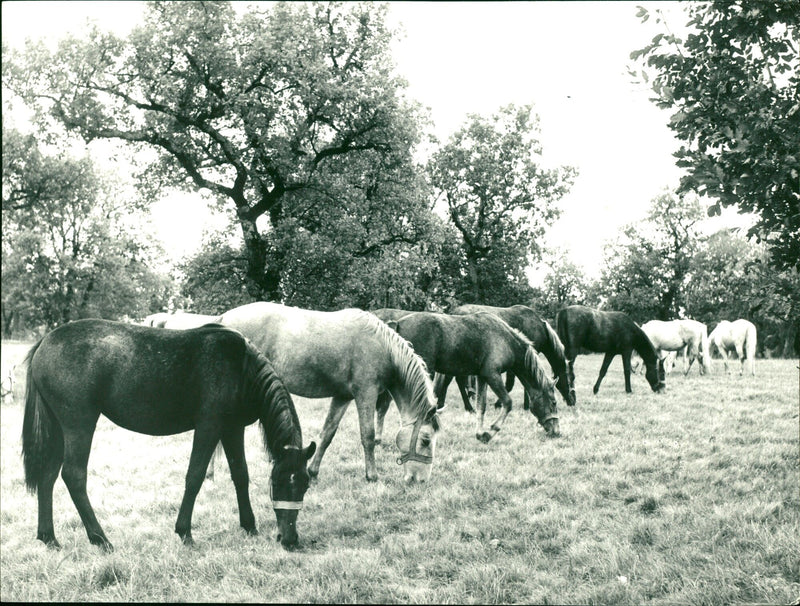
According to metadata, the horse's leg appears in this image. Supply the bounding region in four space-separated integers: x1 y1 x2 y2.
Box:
454 375 476 413
60 426 113 552
735 342 746 375
433 373 454 409
375 391 392 445
36 424 65 549
593 353 615 394
308 397 351 479
219 425 256 536
353 387 380 482
567 356 578 404
621 352 634 393
174 426 219 546
474 379 490 442
497 372 517 409
480 373 513 443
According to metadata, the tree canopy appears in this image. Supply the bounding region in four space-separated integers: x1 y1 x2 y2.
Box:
631 0 800 269
428 104 577 304
4 1 429 299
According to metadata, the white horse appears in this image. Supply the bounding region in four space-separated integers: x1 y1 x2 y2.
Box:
142 312 219 329
709 319 757 376
640 319 710 376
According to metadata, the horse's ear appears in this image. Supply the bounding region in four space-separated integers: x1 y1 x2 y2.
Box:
304 442 316 461
386 320 399 332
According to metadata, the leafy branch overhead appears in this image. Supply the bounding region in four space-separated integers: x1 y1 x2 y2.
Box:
630 0 800 269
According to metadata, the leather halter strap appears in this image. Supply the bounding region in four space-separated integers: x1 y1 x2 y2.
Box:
396 416 433 465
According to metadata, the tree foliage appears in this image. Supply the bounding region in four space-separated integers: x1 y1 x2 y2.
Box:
596 193 705 322
4 1 429 300
631 1 800 269
1 127 170 335
428 104 577 304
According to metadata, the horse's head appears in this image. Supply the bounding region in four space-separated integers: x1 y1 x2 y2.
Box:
270 442 316 549
395 407 439 484
645 364 666 393
527 377 560 436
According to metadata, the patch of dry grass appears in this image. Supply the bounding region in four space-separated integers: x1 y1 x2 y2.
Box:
1 341 798 603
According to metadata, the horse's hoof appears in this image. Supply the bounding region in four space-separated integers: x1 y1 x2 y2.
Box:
180 535 196 548
373 438 381 445
476 432 492 444
308 467 319 479
244 527 259 537
90 535 114 553
39 535 61 551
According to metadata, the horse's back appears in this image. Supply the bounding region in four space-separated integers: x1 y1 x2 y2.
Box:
220 302 396 399
31 320 248 435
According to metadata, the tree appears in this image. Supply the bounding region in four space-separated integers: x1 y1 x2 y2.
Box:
530 249 592 321
631 1 800 269
4 1 428 300
597 192 704 322
1 128 170 335
428 104 577 304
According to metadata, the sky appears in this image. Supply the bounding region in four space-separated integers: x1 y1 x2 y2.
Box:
1 1 750 279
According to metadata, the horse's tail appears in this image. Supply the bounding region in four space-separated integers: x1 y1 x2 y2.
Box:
744 322 757 375
21 340 61 494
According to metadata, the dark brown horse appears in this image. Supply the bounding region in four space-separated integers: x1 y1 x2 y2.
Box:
451 304 575 407
375 311 559 443
22 320 315 551
555 305 665 401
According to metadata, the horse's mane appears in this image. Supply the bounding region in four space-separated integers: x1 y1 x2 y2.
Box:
355 310 439 430
631 324 659 366
540 320 567 373
240 341 302 458
492 317 554 390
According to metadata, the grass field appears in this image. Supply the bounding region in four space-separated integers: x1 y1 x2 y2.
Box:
1 340 798 604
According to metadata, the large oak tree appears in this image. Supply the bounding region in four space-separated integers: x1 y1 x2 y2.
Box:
4 1 428 299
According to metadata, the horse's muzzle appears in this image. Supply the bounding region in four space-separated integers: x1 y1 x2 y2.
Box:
543 417 560 436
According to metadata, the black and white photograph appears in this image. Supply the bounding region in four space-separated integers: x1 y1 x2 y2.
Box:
1 1 798 603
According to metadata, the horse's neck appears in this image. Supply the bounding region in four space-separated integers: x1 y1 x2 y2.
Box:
632 327 658 364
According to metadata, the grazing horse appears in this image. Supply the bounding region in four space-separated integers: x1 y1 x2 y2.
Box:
372 308 480 415
22 320 315 551
709 319 757 376
451 304 575 408
146 312 227 479
218 302 440 483
376 311 559 443
641 319 710 376
555 305 665 400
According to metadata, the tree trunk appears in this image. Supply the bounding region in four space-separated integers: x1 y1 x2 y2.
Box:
236 215 277 301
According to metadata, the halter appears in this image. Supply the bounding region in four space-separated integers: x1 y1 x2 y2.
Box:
269 479 304 511
270 445 305 510
395 415 433 466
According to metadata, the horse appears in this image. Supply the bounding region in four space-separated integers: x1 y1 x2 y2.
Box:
708 319 757 375
142 312 172 327
450 303 575 408
21 319 316 551
640 319 710 376
375 311 559 444
146 312 227 480
372 308 480 415
218 302 441 483
555 305 665 401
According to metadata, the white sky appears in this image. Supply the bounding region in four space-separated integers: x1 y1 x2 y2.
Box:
2 1 751 279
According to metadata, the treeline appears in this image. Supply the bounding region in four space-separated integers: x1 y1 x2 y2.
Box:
3 1 798 357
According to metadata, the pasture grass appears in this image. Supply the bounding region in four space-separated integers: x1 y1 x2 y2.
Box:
1 340 798 604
